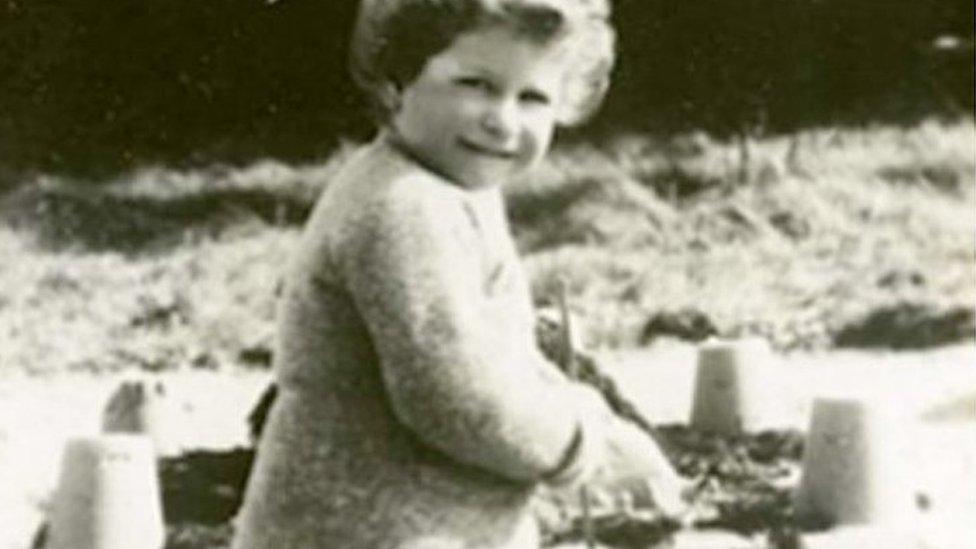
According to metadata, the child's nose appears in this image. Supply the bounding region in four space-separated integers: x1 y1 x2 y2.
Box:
480 100 519 140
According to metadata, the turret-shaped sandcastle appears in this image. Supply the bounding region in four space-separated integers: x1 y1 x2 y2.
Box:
43 378 169 549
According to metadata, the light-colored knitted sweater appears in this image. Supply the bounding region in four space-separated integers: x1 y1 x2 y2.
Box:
232 133 610 549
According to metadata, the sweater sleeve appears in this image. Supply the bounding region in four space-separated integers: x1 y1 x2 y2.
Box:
339 180 600 483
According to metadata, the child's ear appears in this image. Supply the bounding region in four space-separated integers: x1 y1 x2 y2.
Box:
554 102 581 128
553 86 583 127
555 83 605 128
377 80 403 114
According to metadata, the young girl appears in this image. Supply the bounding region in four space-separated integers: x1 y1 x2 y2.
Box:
233 1 685 547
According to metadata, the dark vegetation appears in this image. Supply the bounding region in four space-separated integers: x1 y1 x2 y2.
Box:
162 449 254 526
1 0 973 180
834 302 976 349
641 309 720 345
0 183 311 253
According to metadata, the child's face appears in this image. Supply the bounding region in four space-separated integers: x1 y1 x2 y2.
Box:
390 25 567 189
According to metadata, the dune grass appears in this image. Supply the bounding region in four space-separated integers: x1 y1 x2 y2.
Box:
514 119 976 349
0 120 973 376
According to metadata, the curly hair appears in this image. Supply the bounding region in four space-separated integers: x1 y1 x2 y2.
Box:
349 0 616 126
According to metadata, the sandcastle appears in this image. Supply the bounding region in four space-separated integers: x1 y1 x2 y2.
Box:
690 337 780 435
793 396 916 528
43 378 170 549
45 434 164 549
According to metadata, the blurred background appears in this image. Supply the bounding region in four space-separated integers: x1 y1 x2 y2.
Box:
1 0 972 176
1 0 973 362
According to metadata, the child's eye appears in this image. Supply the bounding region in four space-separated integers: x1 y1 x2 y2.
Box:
454 77 493 93
519 89 551 106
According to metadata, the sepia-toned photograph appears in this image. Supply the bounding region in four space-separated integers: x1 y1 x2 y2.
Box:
1 0 973 547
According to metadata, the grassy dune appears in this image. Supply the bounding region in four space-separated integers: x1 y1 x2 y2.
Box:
0 120 973 376
513 120 976 349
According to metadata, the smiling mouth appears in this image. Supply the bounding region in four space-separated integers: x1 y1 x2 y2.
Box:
457 138 517 159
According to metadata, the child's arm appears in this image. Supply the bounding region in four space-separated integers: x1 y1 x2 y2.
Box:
339 182 608 485
537 302 689 515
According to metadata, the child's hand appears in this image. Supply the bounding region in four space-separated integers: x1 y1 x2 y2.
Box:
600 419 692 520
